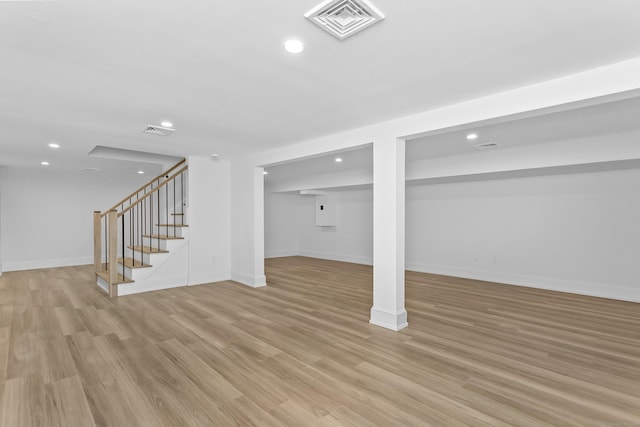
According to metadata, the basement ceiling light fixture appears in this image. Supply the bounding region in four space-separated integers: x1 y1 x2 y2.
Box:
41 161 50 166
161 121 173 128
137 170 145 174
284 39 304 54
335 157 343 163
466 133 478 140
305 0 385 40
263 171 269 175
48 143 60 148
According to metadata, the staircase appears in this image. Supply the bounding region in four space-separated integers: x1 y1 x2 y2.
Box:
93 159 189 297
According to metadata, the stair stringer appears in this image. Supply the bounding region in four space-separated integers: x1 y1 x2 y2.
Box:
118 239 189 296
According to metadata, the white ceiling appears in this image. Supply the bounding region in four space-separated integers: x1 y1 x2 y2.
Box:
265 96 640 188
2 0 640 175
406 96 640 159
265 145 373 180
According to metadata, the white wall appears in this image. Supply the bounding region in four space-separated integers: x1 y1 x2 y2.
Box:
265 189 374 265
264 192 300 258
0 192 2 275
265 168 640 302
298 190 374 265
0 167 150 271
405 169 640 302
186 157 231 285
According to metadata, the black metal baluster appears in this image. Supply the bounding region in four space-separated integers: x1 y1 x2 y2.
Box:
121 214 125 280
137 195 141 266
129 201 133 266
181 172 184 225
157 185 160 250
150 192 154 253
104 216 107 271
175 175 178 229
173 176 176 237
143 189 147 262
133 207 136 267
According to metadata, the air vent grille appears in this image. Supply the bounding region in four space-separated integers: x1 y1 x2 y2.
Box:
143 125 175 136
472 142 500 150
305 0 385 40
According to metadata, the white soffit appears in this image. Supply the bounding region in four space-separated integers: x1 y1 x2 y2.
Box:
305 0 385 40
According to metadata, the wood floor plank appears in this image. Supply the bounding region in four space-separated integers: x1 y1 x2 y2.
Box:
0 327 9 382
155 338 243 406
91 334 169 427
119 336 235 426
0 374 45 426
0 257 638 426
54 306 87 336
84 382 142 427
43 375 97 427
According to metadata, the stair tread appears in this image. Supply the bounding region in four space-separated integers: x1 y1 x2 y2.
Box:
117 258 152 268
157 224 189 227
128 245 169 254
96 271 134 285
143 234 184 240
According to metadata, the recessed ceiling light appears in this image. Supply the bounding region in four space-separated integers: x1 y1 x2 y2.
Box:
161 121 173 128
263 171 268 175
284 39 304 54
466 133 478 140
41 161 50 166
48 143 60 148
137 170 145 174
335 157 343 163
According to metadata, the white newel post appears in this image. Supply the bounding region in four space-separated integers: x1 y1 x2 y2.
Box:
370 137 408 331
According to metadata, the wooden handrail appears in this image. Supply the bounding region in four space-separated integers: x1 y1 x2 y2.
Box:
118 165 188 217
103 158 186 214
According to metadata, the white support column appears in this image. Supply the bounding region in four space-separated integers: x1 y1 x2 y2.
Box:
370 137 407 331
253 166 266 285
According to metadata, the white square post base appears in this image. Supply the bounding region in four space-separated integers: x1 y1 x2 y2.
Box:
369 307 408 331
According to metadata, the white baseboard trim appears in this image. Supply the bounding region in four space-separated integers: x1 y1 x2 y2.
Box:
370 307 408 331
405 261 640 303
298 250 373 266
3 256 93 272
187 272 231 286
231 271 267 288
117 275 188 296
265 251 299 259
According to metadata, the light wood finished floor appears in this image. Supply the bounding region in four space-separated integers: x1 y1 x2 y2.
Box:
0 256 638 426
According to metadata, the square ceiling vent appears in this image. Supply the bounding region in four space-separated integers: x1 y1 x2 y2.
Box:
143 125 175 136
305 0 385 40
